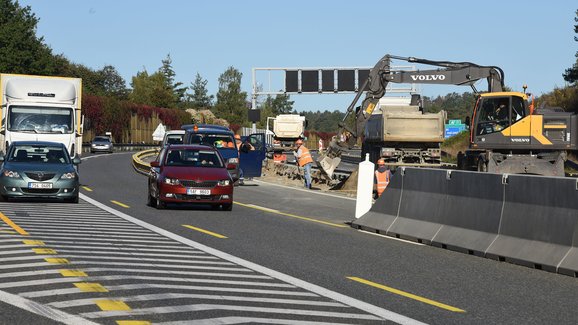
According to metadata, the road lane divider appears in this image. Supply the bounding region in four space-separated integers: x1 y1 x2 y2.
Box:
23 240 45 246
347 276 465 313
32 248 57 255
234 201 348 228
182 225 227 239
0 212 29 236
95 299 131 311
82 186 93 192
74 282 109 293
111 200 130 208
45 258 70 264
60 270 88 277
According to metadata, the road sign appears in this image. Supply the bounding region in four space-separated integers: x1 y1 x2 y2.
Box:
445 125 466 138
448 119 462 125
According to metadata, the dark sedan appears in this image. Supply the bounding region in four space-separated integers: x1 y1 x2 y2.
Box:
0 141 80 203
148 144 234 210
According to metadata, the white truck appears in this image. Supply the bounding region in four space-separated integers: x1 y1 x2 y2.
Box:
267 114 306 149
0 74 83 157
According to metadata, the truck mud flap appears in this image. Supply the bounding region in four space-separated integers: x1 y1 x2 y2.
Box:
353 167 578 277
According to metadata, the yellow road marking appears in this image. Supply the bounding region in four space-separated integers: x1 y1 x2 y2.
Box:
45 258 69 264
32 248 57 254
95 299 131 311
0 229 17 234
182 225 227 239
235 201 348 228
347 277 465 313
111 200 130 208
82 186 93 192
0 212 29 236
23 240 45 246
117 321 151 325
74 282 108 292
60 270 87 277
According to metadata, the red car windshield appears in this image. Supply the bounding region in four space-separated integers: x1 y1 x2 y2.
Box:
165 149 223 168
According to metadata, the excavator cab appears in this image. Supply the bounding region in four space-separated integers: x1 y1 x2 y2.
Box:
472 93 528 139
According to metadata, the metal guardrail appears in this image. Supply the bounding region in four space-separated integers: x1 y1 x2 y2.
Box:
82 143 159 153
132 149 158 175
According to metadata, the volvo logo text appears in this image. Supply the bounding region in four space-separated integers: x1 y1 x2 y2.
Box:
410 75 446 81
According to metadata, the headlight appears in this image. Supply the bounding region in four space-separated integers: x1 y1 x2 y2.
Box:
2 170 20 178
91 144 97 147
164 177 180 185
60 172 77 180
217 180 230 186
227 158 239 164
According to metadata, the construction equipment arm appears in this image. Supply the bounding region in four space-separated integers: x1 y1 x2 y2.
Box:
317 54 504 179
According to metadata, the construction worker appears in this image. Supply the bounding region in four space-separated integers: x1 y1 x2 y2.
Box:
375 158 392 198
294 139 313 189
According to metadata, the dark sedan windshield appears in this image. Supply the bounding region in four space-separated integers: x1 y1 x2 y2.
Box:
164 149 223 167
7 145 70 164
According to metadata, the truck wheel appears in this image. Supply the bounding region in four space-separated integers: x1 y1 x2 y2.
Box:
477 159 487 172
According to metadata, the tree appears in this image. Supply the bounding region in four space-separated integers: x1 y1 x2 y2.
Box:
563 9 578 85
129 69 174 108
160 54 187 106
188 73 214 109
214 66 248 125
0 0 56 75
99 65 129 99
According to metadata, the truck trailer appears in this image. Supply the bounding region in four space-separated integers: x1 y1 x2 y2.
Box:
0 74 83 158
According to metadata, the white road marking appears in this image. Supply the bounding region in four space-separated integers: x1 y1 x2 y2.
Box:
156 317 350 325
80 303 383 320
18 231 169 240
0 289 98 325
79 193 428 325
18 228 159 236
358 230 425 246
45 244 205 255
48 292 344 309
37 239 198 250
63 261 251 272
46 249 219 260
21 283 318 299
0 262 50 270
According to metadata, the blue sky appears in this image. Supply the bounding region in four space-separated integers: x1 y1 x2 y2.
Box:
19 0 578 112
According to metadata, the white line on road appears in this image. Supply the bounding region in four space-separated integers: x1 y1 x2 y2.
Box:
79 193 428 325
253 179 356 201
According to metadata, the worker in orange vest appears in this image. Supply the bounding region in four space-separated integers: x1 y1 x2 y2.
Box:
295 139 313 189
375 158 392 197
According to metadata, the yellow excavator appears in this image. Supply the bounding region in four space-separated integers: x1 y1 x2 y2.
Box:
317 54 576 178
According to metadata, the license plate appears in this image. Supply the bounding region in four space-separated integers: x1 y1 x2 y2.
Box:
186 188 210 195
29 182 53 189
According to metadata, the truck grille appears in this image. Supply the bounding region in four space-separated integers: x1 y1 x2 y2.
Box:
25 172 55 181
179 180 217 188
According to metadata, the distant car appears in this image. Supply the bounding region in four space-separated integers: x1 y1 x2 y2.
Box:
0 141 81 203
148 144 234 210
90 136 113 153
161 130 185 147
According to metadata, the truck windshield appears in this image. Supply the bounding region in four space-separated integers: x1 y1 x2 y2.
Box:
8 106 73 134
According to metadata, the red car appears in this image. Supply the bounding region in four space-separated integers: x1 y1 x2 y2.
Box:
148 144 234 211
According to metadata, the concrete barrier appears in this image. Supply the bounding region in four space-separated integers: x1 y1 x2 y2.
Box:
485 175 578 273
353 167 578 277
385 168 448 244
431 171 503 257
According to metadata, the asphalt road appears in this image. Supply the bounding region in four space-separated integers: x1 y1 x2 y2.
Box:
1 151 577 324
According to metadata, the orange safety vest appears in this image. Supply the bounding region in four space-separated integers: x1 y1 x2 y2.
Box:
297 146 313 167
375 169 391 197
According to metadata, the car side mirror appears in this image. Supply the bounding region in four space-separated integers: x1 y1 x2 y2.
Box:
73 156 81 165
150 161 160 168
226 163 236 170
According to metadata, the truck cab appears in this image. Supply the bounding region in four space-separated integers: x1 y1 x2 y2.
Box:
182 124 266 181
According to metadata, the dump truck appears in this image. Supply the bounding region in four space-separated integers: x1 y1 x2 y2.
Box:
363 95 446 167
266 114 306 162
0 74 83 157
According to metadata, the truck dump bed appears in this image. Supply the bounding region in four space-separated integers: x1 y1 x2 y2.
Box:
365 105 446 143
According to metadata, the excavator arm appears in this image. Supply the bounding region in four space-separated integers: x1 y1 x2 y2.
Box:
317 54 504 179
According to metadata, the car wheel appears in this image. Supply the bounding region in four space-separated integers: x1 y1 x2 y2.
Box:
147 192 156 207
222 204 232 211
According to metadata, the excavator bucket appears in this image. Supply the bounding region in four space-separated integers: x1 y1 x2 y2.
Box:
316 139 345 180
